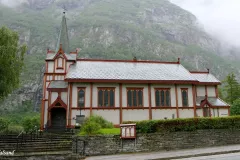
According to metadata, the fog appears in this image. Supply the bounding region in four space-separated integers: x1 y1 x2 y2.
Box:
170 0 240 47
0 0 24 7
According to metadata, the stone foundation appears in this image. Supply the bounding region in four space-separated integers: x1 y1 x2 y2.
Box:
73 129 240 156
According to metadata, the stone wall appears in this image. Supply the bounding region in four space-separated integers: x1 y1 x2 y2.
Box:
73 129 240 156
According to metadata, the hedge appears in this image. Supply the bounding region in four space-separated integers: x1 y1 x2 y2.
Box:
123 116 240 133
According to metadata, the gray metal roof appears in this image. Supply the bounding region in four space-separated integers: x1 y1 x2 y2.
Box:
48 81 68 89
66 61 198 81
196 96 229 106
191 73 220 83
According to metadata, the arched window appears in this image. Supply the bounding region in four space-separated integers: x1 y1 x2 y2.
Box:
98 88 115 107
78 88 85 107
57 57 64 68
181 89 188 107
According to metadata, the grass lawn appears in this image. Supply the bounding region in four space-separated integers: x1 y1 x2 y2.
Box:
79 128 120 136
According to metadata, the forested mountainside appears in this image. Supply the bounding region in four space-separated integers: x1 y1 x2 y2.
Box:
0 0 239 113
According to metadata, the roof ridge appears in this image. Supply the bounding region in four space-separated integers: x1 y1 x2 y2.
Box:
77 58 180 64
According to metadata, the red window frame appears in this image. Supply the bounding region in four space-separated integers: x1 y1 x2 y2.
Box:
57 57 64 69
154 88 171 107
77 87 86 108
97 87 115 107
126 88 144 107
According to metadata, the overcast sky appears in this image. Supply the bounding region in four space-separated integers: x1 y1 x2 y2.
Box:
170 0 240 47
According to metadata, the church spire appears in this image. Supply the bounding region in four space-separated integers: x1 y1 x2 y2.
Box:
56 12 69 53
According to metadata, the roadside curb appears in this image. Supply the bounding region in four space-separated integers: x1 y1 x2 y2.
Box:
152 149 240 160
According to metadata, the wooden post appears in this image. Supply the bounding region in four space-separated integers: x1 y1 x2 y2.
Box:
148 84 152 120
90 83 93 116
119 83 123 124
175 84 179 118
192 85 197 117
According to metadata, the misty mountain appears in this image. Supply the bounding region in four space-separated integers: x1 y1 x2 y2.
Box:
0 0 239 113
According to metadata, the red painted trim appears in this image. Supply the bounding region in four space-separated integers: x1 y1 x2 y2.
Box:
40 100 45 130
71 107 120 110
71 107 193 110
175 84 179 118
44 73 66 75
77 87 86 108
179 107 194 109
65 79 199 84
192 85 197 117
126 88 144 107
47 88 68 92
77 58 180 64
215 85 218 97
123 107 148 110
48 96 67 110
46 61 48 73
90 83 93 115
205 85 208 96
190 71 209 74
148 84 152 120
119 83 122 124
68 83 73 126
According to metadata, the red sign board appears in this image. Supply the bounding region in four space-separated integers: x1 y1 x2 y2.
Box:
120 124 136 139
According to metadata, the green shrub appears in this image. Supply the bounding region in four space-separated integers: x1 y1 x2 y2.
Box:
123 116 240 133
81 121 101 135
22 115 40 133
7 125 24 134
80 115 114 135
85 115 114 128
0 118 9 132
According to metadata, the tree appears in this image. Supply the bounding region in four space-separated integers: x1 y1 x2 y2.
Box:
0 26 27 100
223 73 240 104
230 99 240 115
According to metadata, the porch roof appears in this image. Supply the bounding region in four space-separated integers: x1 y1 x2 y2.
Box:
196 96 229 107
190 73 220 83
48 81 68 89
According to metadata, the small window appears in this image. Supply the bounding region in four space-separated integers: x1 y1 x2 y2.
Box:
98 88 115 107
78 88 85 107
57 57 64 68
127 88 143 107
181 89 188 107
155 89 171 107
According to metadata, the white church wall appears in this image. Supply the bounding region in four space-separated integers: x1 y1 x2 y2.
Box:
152 109 177 120
92 110 120 124
122 109 149 121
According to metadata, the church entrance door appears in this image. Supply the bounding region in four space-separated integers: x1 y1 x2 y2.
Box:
51 107 66 129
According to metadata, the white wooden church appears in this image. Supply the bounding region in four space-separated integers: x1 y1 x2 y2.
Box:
40 13 230 130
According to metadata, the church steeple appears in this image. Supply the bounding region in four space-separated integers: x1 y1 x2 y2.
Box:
56 12 69 53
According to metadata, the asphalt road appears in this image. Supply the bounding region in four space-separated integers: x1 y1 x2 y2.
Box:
173 152 240 160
